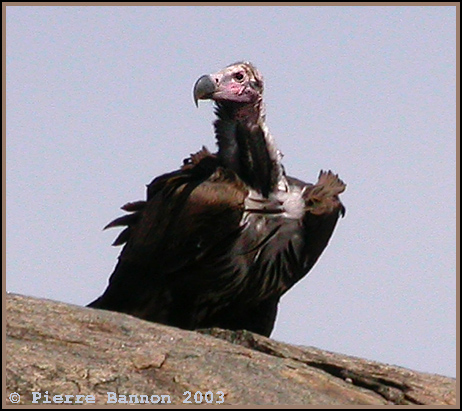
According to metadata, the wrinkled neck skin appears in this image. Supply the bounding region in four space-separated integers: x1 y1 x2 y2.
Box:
213 99 287 198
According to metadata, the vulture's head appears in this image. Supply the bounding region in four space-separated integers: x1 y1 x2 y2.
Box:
193 61 264 108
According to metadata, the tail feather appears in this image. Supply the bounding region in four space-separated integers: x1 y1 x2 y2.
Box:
304 170 346 216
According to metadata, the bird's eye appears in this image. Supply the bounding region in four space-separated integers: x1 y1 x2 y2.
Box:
234 72 245 81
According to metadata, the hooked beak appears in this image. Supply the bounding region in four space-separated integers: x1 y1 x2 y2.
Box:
193 74 217 107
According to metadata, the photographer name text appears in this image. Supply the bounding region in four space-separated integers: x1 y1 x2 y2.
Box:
29 390 225 404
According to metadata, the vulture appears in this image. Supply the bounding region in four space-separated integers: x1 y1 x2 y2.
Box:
88 62 346 337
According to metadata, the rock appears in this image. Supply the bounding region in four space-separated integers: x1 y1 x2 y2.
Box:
6 294 456 405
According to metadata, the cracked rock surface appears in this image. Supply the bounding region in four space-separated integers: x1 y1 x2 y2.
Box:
6 294 456 405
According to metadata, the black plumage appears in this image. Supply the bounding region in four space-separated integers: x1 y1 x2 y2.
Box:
88 62 346 337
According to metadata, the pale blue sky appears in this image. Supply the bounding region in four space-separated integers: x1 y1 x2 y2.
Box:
6 5 457 377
